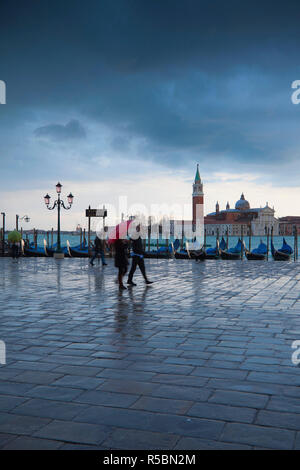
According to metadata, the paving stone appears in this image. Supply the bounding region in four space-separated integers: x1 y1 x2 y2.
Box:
12 370 64 385
74 405 224 439
248 371 300 386
25 385 84 401
13 398 89 420
0 433 17 447
51 375 105 390
98 379 160 395
33 420 111 445
7 360 59 372
174 436 251 450
221 422 295 450
0 412 50 436
52 364 103 376
192 367 248 380
1 436 63 450
74 390 140 407
294 432 300 449
131 396 193 415
102 428 179 450
97 369 156 381
151 374 208 387
150 384 211 402
266 396 300 414
188 402 256 423
209 389 269 409
0 395 28 412
256 410 300 431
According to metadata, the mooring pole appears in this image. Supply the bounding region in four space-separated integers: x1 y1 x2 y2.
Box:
88 205 91 256
294 226 296 262
249 224 252 252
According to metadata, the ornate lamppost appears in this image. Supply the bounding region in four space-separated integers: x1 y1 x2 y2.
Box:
16 214 30 231
44 182 74 258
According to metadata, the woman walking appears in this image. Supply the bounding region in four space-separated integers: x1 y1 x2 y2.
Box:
114 239 128 290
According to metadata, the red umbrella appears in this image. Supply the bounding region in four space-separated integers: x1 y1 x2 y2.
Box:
107 219 133 244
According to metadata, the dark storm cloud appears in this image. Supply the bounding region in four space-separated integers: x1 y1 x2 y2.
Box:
1 0 300 178
34 119 86 141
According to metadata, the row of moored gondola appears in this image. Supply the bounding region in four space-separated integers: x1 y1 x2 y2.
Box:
22 237 294 261
192 237 293 261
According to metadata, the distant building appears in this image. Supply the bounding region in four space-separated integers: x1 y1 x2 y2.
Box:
168 166 279 238
279 216 300 235
204 194 279 236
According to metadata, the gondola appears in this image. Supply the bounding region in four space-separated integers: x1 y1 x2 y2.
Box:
69 246 90 258
143 251 171 259
271 239 292 261
174 250 190 260
180 241 205 261
144 239 179 259
245 241 267 261
220 239 243 260
23 240 51 257
204 238 226 259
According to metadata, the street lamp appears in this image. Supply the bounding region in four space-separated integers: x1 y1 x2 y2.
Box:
44 182 74 257
16 214 30 231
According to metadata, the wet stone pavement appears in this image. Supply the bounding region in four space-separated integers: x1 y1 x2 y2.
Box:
1 256 300 449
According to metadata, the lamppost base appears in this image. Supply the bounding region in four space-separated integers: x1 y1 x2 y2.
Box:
54 252 64 259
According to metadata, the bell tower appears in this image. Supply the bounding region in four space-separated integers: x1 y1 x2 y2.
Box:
192 164 204 225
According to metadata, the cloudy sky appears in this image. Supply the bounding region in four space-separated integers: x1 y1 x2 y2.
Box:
1 0 300 230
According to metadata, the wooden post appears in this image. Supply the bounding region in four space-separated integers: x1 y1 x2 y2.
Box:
249 224 251 252
83 228 86 247
294 226 296 262
47 231 49 247
148 217 151 252
226 227 229 249
88 205 91 256
204 228 207 248
241 225 244 258
266 227 269 261
80 227 82 249
181 220 184 250
51 228 53 247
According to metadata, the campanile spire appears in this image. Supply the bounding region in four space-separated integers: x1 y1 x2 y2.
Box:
192 164 204 225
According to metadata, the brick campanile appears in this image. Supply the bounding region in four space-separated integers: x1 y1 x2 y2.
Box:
192 164 204 226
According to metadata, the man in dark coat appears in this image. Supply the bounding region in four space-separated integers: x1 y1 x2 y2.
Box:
127 227 153 286
90 236 107 266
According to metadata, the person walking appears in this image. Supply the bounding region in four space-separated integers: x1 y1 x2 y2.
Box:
90 235 107 266
114 239 128 290
127 227 153 286
11 241 19 261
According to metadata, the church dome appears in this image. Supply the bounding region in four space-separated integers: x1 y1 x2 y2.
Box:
235 193 250 210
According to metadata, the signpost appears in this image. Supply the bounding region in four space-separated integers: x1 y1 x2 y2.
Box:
85 205 108 255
